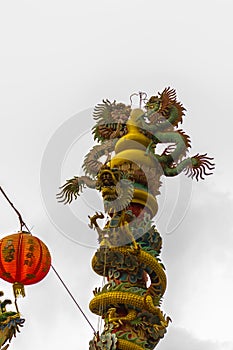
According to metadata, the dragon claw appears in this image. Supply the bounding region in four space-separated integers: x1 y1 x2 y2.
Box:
162 144 177 156
88 212 105 229
57 176 97 204
56 176 81 204
57 178 81 204
184 153 215 181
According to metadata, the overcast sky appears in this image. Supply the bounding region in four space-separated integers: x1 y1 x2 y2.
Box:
0 0 233 349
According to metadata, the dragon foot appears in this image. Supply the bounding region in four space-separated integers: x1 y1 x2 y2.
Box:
88 212 105 230
184 153 215 181
56 176 96 204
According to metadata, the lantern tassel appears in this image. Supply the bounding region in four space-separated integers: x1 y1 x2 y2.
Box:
13 282 25 298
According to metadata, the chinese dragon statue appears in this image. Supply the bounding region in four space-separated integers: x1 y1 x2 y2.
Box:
0 290 24 350
57 87 214 350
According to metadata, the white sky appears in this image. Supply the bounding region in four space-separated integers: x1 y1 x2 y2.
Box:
0 0 233 349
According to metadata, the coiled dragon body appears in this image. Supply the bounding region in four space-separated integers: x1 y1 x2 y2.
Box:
58 88 214 350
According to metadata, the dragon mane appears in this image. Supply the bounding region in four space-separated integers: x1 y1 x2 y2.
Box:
154 87 186 127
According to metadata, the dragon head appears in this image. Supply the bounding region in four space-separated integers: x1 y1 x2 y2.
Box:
145 95 163 124
145 95 161 112
97 166 121 201
96 166 134 214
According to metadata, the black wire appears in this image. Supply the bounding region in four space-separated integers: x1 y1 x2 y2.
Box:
0 186 26 231
0 186 97 337
51 265 97 336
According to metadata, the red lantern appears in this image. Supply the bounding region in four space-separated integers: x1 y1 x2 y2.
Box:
0 231 51 297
